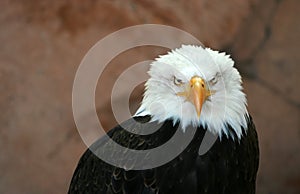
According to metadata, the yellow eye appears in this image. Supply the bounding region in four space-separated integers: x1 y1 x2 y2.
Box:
173 76 183 86
209 73 220 85
210 77 217 85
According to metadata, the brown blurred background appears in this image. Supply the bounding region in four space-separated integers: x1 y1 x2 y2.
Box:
0 0 299 193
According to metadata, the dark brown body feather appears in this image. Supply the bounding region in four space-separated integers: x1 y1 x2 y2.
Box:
68 115 259 194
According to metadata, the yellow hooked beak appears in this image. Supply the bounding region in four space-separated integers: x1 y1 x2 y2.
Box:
177 76 214 118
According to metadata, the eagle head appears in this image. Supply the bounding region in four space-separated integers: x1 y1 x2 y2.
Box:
136 45 248 139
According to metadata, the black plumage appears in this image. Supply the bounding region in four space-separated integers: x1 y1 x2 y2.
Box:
68 115 259 194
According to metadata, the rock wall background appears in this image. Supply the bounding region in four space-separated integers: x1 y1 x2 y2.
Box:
0 0 299 193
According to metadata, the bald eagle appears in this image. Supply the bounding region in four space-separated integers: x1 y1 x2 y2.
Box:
68 45 259 194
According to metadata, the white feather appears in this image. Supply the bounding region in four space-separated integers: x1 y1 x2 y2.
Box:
135 45 248 139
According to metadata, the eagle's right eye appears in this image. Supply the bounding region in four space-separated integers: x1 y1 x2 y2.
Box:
173 76 183 86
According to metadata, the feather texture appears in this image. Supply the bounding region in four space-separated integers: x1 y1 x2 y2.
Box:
136 45 248 139
68 115 259 194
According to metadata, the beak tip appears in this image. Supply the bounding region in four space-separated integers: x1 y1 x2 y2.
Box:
196 111 201 118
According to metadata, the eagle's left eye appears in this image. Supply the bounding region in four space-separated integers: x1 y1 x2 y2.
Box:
173 76 183 86
209 73 220 85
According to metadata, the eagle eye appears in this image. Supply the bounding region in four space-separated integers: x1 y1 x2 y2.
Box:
209 73 220 85
173 76 183 86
